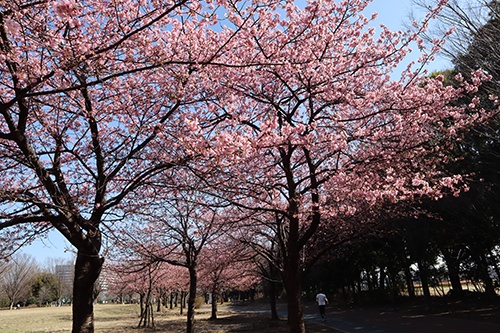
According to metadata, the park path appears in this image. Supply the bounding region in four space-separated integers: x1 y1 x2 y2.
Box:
216 302 500 333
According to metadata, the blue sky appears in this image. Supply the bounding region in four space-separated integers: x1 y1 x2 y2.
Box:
19 0 453 264
22 232 75 263
366 0 452 73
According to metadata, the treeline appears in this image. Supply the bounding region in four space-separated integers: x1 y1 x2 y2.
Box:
0 254 73 309
304 0 500 310
303 210 500 309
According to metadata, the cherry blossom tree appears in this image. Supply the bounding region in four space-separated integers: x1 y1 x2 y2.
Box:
104 265 136 304
150 202 228 332
105 256 176 327
114 181 235 333
198 240 259 320
185 0 495 332
0 0 272 332
0 2 494 333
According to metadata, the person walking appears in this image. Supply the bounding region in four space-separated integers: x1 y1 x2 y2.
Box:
316 291 328 321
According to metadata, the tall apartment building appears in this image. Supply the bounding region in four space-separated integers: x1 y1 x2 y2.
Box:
55 264 74 287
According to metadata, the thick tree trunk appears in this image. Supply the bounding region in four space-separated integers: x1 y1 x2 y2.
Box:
72 251 104 333
416 259 432 312
441 247 463 298
186 266 197 333
404 265 416 299
283 247 305 333
210 291 218 320
354 272 362 306
269 280 279 320
379 266 386 291
341 285 348 306
477 252 496 298
268 259 279 320
284 274 305 333
367 270 374 290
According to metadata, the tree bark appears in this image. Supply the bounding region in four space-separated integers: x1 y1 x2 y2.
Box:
139 293 144 318
404 265 416 299
367 270 374 290
186 266 197 333
210 291 218 320
180 291 184 315
72 251 104 333
416 259 432 312
284 274 305 333
441 247 463 298
283 249 305 333
379 266 386 291
477 252 496 298
269 280 279 320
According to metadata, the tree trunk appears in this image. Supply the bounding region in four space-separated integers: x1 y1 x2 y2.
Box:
180 291 184 315
367 270 373 291
269 280 279 320
139 294 144 318
387 275 397 311
356 275 362 306
477 252 496 298
404 265 416 299
379 266 386 291
282 247 305 333
284 273 305 333
210 291 218 320
441 247 463 298
416 259 432 312
341 285 348 306
72 251 104 333
139 271 155 329
186 266 197 333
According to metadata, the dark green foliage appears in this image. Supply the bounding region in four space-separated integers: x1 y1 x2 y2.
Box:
30 272 62 305
0 296 9 308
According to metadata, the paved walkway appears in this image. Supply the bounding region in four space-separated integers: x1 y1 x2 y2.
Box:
219 303 500 333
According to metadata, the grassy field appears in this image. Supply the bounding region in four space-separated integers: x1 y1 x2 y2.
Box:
0 304 142 333
0 303 338 333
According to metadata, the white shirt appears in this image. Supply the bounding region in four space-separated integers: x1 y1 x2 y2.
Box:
316 293 328 306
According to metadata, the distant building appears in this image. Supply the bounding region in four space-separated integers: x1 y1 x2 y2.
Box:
96 267 111 302
55 264 74 287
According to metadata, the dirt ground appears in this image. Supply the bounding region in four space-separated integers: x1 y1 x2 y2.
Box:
0 304 340 333
3 294 500 333
97 309 340 333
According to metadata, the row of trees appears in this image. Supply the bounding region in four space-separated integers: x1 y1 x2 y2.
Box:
0 0 498 333
102 243 259 329
303 212 500 311
306 0 500 313
0 254 73 309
